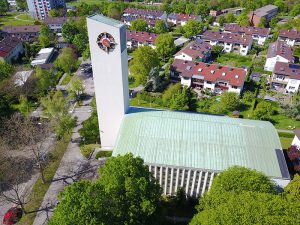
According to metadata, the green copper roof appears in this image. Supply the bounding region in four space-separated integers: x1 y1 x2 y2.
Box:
113 110 289 179
88 14 124 28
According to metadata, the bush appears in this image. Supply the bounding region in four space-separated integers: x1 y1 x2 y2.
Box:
80 144 98 158
278 132 294 138
95 151 112 159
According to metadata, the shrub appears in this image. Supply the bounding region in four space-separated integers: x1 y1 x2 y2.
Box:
95 151 112 159
80 144 98 158
278 132 294 138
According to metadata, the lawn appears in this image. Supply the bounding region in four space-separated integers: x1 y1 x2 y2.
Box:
18 133 72 225
216 53 253 68
0 12 35 28
67 0 103 6
130 98 166 109
280 137 293 150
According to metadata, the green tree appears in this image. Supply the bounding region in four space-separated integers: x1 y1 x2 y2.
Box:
170 87 196 111
39 23 52 48
129 46 160 85
195 3 209 18
209 166 276 195
252 101 276 121
49 181 111 225
16 0 27 10
155 33 176 62
217 16 225 26
0 0 8 15
79 112 99 144
154 20 168 34
62 20 79 43
183 19 204 38
35 66 56 96
274 0 288 13
269 17 279 29
68 78 84 102
190 191 300 225
73 33 88 53
0 61 14 82
290 4 300 16
237 13 250 26
131 18 148 32
18 95 30 117
55 47 78 74
225 12 235 23
106 2 124 20
242 91 255 105
162 83 181 107
220 92 239 111
284 174 300 200
185 3 194 14
211 45 224 58
49 7 64 17
258 17 267 28
98 153 162 225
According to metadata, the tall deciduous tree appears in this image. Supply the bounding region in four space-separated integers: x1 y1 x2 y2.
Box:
225 12 235 23
0 61 14 82
258 17 267 28
35 66 56 96
183 19 204 38
252 101 276 121
62 20 79 43
129 46 160 85
55 47 78 74
73 33 88 53
0 0 8 15
170 87 196 111
154 20 168 34
39 23 52 48
220 91 240 111
16 0 27 10
284 174 300 200
131 18 148 32
237 13 250 26
68 78 84 103
155 33 176 62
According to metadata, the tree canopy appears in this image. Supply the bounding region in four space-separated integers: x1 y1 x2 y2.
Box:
154 20 168 34
49 154 162 225
54 47 78 74
0 61 14 83
0 0 8 15
39 23 52 48
155 33 176 62
131 18 148 32
237 13 250 26
220 91 240 112
183 19 204 38
129 46 160 85
284 174 300 200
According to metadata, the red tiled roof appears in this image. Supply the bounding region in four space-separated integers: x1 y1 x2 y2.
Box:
201 30 252 46
124 8 164 18
171 59 246 87
279 30 300 41
175 40 211 60
1 25 41 34
44 16 80 25
0 37 22 58
273 62 300 80
266 40 294 62
121 16 159 26
224 23 270 37
168 13 200 22
126 30 158 44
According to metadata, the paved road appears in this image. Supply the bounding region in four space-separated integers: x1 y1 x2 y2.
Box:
32 60 97 225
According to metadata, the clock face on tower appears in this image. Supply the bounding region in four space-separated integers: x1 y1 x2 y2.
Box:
96 32 116 53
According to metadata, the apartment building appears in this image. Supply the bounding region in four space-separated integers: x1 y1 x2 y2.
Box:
27 0 66 19
248 5 278 27
44 16 79 32
278 30 300 47
1 25 41 41
126 30 158 49
167 13 201 26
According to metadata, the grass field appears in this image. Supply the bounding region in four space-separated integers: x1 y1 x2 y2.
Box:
280 137 293 150
0 12 35 28
216 53 253 68
67 0 103 7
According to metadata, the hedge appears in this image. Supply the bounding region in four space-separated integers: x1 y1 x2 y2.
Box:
96 151 112 159
278 132 295 138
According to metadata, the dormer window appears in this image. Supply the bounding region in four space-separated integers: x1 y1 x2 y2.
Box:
198 68 202 72
222 72 226 76
235 75 239 79
210 70 215 74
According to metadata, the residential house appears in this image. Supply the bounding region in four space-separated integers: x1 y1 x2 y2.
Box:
278 30 300 47
122 8 167 27
171 59 246 94
31 47 55 66
270 62 300 93
174 39 211 62
248 5 278 27
1 25 41 41
167 13 201 26
287 145 300 172
126 30 158 49
264 40 294 72
0 37 24 64
223 23 270 45
292 130 300 148
201 30 252 55
44 16 79 32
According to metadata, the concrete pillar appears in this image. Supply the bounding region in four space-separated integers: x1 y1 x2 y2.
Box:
190 170 197 196
164 167 169 195
175 168 180 193
185 169 191 195
180 169 185 188
208 172 215 190
169 167 174 195
201 172 209 195
154 165 157 180
196 171 203 196
159 167 163 185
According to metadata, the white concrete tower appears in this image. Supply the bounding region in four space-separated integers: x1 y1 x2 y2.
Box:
87 15 129 149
